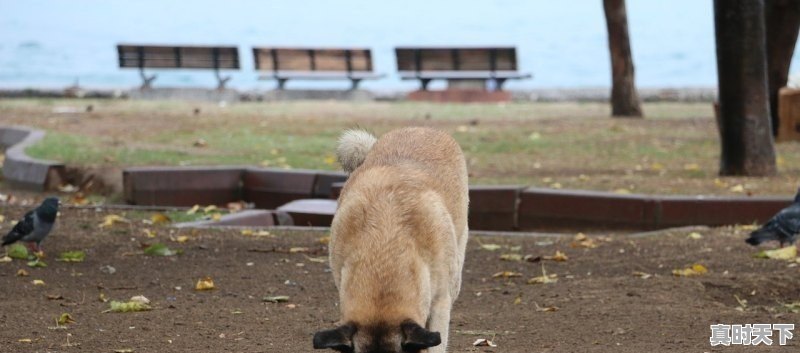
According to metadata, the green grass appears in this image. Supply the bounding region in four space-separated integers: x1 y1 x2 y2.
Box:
4 99 800 196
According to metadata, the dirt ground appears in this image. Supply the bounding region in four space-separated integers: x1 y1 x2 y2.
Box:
0 205 798 353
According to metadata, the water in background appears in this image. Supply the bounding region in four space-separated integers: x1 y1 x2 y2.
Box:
1 0 797 91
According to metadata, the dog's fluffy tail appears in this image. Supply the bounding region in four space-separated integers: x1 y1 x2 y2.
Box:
336 129 377 173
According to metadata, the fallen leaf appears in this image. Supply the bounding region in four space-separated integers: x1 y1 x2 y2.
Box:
99 214 130 228
304 255 327 263
753 246 797 260
473 338 497 347
480 243 502 251
130 295 150 305
99 292 108 303
730 184 745 193
534 302 559 312
193 138 208 147
783 302 800 313
492 271 522 279
318 236 331 244
46 294 63 300
57 251 86 262
528 264 558 284
499 253 523 262
613 188 631 194
0 255 12 263
632 271 652 279
227 201 245 212
142 229 156 238
114 349 134 353
570 233 599 248
289 247 310 253
104 299 152 313
7 244 29 259
16 269 29 277
543 250 568 262
32 279 45 285
186 205 200 215
672 264 708 277
18 338 32 343
687 232 703 240
57 313 76 325
173 235 190 243
528 132 542 141
210 213 222 221
27 259 47 268
143 243 178 257
195 277 215 291
150 213 171 224
263 295 290 303
203 205 218 213
324 155 336 165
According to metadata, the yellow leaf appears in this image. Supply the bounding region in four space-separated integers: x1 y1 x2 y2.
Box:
289 247 309 253
203 205 217 213
650 163 664 171
195 277 215 291
499 254 523 262
753 246 797 260
32 279 45 285
570 233 599 248
0 255 12 263
632 271 652 279
730 184 745 193
492 271 522 279
713 178 728 188
210 213 222 221
687 232 703 240
480 244 502 251
173 235 190 243
318 236 331 244
142 229 156 238
240 229 254 236
99 214 130 228
304 255 327 263
150 213 171 224
672 264 708 277
543 250 568 262
18 338 32 343
57 313 76 325
528 264 558 284
186 205 200 215
613 188 631 194
16 269 29 277
324 155 336 165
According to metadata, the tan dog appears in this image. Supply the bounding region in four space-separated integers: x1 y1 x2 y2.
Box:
313 127 469 353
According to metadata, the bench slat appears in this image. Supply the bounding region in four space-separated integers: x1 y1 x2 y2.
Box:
253 47 374 73
117 45 240 70
398 70 532 80
395 47 519 72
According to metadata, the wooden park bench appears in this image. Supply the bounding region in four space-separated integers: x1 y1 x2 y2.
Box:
117 44 240 90
395 47 532 91
253 47 383 90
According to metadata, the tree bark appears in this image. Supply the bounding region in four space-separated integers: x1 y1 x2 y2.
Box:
714 0 777 176
765 0 800 136
603 0 643 118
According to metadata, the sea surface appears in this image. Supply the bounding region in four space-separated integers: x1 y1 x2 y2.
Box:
1 0 798 91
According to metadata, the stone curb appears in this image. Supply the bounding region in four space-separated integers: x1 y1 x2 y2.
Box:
0 126 66 190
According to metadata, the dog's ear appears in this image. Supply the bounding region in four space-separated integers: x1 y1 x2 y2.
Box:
401 321 441 351
313 323 356 351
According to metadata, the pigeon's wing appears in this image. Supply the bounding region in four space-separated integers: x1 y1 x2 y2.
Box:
2 210 35 246
774 204 800 238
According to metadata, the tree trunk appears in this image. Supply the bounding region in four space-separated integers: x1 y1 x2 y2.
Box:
603 0 643 118
714 0 777 176
765 0 800 136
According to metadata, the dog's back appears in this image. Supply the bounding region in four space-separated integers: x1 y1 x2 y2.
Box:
318 127 468 353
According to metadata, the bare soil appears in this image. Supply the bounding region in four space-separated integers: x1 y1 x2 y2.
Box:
0 205 798 352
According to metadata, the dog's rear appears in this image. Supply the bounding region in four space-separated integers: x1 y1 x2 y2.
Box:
314 127 468 353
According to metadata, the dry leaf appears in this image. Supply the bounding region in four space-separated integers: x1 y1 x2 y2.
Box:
730 184 745 193
173 235 190 243
195 277 215 291
473 339 497 347
687 232 703 240
263 295 290 303
492 271 522 279
142 229 156 238
16 269 29 277
570 233 599 248
480 243 502 251
57 313 76 325
289 247 310 253
753 246 797 261
632 271 652 279
151 213 171 224
18 338 33 343
186 205 200 215
528 264 558 284
499 254 522 262
543 250 568 262
203 205 217 213
318 236 331 244
99 214 130 228
210 213 222 221
672 264 708 277
304 255 327 263
534 302 559 312
0 255 11 263
32 279 45 285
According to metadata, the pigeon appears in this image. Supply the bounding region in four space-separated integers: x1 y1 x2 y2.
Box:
2 197 60 254
745 189 800 248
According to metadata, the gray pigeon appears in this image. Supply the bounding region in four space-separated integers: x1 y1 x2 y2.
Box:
746 189 800 248
2 197 60 254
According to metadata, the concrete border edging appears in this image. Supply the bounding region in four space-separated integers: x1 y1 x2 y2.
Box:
0 126 66 190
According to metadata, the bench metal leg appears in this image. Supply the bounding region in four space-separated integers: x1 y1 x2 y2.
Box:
350 79 362 91
495 78 507 91
277 78 288 90
139 68 156 90
215 70 231 90
420 78 432 91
